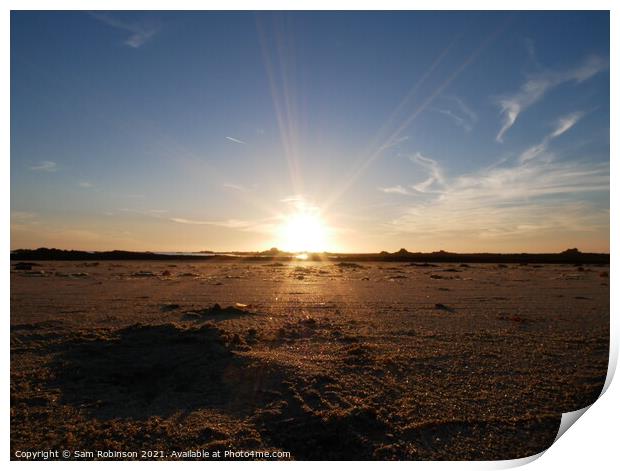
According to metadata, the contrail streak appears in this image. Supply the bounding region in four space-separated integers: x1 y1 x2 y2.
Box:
225 136 246 144
322 16 514 213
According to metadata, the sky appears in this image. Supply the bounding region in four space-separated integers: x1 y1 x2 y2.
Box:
10 11 610 253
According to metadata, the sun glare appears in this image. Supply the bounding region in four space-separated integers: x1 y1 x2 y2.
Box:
278 210 329 253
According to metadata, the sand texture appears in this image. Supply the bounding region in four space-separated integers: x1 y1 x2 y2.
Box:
10 261 609 460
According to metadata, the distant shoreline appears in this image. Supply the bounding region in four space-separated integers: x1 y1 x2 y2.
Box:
10 248 610 264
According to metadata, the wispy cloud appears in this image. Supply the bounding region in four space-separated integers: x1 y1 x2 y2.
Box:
378 153 446 197
118 206 272 234
523 37 535 60
280 194 317 210
30 161 57 172
118 208 168 218
379 185 412 196
496 55 607 142
550 112 584 138
435 108 472 132
386 137 608 243
170 217 248 228
223 183 249 192
11 211 38 220
90 12 159 48
519 111 584 163
78 181 93 188
10 211 40 231
433 96 477 132
280 195 306 204
391 197 607 243
171 217 274 233
225 136 246 144
409 152 445 193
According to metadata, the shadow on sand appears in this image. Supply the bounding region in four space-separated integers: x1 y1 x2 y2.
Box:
45 322 562 459
50 323 283 420
47 322 403 458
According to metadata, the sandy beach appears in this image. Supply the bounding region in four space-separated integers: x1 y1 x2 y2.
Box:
10 260 609 460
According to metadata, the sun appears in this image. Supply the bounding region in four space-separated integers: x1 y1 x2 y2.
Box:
277 210 329 253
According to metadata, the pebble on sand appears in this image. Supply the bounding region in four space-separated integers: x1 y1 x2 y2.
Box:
14 262 37 271
132 271 156 277
160 303 181 312
434 303 455 313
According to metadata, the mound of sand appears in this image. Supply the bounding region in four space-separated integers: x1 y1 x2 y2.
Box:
50 323 270 419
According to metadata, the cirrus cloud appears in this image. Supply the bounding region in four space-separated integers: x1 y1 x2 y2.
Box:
495 55 606 142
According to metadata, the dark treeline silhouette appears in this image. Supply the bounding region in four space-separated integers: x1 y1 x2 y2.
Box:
10 247 609 264
325 248 609 264
9 248 228 261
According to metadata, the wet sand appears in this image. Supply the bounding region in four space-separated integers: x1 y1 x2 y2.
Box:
10 260 609 460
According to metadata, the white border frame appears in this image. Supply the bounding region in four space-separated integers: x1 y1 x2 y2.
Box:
3 2 616 469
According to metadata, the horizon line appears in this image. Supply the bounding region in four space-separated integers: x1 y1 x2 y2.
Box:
10 247 610 256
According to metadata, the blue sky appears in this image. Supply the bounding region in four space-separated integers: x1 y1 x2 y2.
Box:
11 11 609 252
